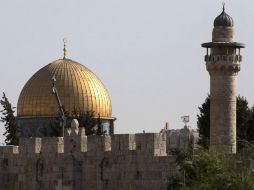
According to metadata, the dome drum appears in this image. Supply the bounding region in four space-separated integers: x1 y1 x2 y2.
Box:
17 117 115 137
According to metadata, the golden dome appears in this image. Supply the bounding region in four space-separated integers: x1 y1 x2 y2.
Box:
17 58 112 119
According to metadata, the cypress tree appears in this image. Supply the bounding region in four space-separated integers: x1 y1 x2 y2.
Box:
0 92 19 145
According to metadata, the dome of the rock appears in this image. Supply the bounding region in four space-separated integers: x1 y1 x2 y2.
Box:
17 58 112 119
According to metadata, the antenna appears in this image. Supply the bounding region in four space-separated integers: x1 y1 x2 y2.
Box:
181 116 190 127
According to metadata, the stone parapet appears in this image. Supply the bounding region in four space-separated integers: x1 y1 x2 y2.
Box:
0 146 19 157
0 128 196 190
41 137 64 154
0 132 167 157
19 137 41 155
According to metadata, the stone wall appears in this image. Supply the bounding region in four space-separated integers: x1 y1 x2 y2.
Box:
0 126 196 190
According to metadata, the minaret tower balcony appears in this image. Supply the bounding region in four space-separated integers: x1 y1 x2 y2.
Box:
201 5 245 154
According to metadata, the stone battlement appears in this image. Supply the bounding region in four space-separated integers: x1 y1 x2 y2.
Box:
0 130 167 158
0 125 196 190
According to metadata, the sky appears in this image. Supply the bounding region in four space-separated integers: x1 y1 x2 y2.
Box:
1 1 254 144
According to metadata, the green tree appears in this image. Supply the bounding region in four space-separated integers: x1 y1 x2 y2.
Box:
0 92 19 145
167 149 254 190
70 108 100 135
197 95 254 150
96 114 104 135
236 96 253 149
197 95 210 149
45 117 63 137
76 111 104 135
47 108 104 136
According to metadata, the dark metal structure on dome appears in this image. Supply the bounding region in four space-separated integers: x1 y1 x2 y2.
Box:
51 76 66 137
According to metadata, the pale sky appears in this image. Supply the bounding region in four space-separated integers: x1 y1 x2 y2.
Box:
1 1 254 144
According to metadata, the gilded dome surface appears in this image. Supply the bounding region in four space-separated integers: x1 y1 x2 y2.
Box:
17 58 112 118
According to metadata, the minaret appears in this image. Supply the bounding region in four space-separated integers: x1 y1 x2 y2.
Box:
202 5 245 154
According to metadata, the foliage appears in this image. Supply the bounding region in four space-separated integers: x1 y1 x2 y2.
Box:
197 95 254 150
96 114 104 136
197 95 210 149
0 92 19 145
236 97 254 149
45 117 63 137
70 108 104 135
47 107 104 136
167 148 254 190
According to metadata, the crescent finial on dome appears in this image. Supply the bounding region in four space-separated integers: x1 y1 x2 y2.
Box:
63 38 67 59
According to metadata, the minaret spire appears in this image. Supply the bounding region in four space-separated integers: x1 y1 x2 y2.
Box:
222 2 225 12
63 38 67 59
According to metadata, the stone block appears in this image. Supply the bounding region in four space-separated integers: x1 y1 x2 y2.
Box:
19 137 41 155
